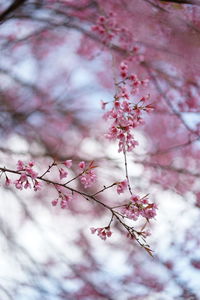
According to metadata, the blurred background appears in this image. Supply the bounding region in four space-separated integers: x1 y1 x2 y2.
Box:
0 0 200 299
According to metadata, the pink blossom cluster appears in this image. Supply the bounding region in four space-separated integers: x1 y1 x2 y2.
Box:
91 13 121 43
11 160 41 191
79 161 97 189
91 13 140 51
58 160 72 180
59 168 68 180
119 62 149 93
121 195 157 221
90 227 112 240
51 193 72 209
103 62 153 152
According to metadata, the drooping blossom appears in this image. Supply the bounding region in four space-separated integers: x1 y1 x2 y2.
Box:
90 227 112 240
121 195 157 221
17 160 25 171
103 62 153 153
59 168 68 180
117 180 128 194
79 161 97 189
51 199 58 206
79 161 86 169
5 176 12 186
63 160 72 168
51 193 72 209
34 180 42 191
80 169 96 189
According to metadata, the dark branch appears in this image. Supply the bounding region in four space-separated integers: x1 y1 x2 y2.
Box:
0 0 27 23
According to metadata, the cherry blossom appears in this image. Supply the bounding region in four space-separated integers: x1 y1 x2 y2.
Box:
116 180 128 194
90 227 112 241
59 168 68 180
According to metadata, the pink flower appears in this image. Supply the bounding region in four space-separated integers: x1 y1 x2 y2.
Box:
59 194 72 208
98 15 106 23
79 161 97 188
63 160 72 168
141 79 149 86
28 161 34 167
51 193 72 209
114 101 120 109
5 176 11 186
117 180 127 194
121 100 130 112
16 160 38 179
120 62 128 78
120 61 128 71
59 168 68 180
121 71 127 78
79 161 86 169
103 64 153 154
17 160 24 171
130 195 140 203
106 230 112 237
13 167 41 190
51 199 58 206
60 200 68 209
64 194 72 202
97 228 107 240
121 196 157 221
90 227 97 234
142 208 157 219
25 167 38 179
121 205 140 221
141 203 158 219
14 180 23 190
24 181 31 189
90 227 112 240
19 173 27 183
129 73 137 81
80 169 96 189
34 180 42 191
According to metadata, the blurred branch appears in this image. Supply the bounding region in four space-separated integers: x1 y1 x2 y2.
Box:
159 0 200 5
0 0 27 23
142 61 200 139
134 159 200 177
150 136 200 155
